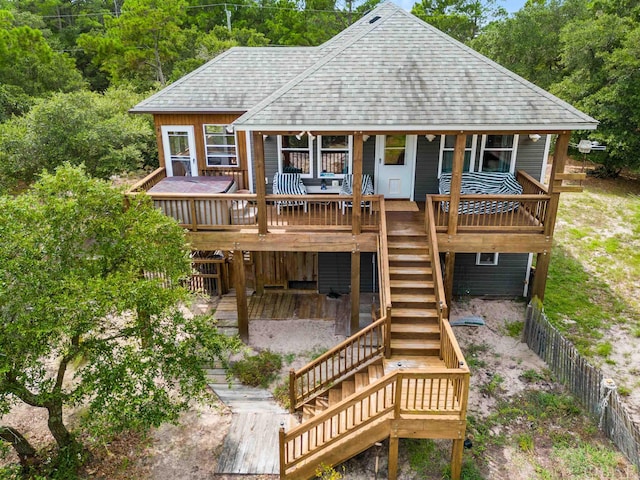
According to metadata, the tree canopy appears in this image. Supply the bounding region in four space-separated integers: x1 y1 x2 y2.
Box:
0 165 240 474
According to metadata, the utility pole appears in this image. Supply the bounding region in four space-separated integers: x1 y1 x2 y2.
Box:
225 3 232 32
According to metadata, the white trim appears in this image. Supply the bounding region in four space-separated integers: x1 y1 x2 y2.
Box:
233 123 598 132
277 134 313 178
245 132 254 193
437 134 478 178
316 135 352 179
476 252 499 266
479 134 519 173
203 124 239 167
374 134 417 200
540 134 552 184
523 253 534 297
161 125 198 177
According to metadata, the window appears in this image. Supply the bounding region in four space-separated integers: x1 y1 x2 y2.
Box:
278 135 312 177
438 135 477 177
476 252 499 266
384 135 406 165
317 135 352 178
204 125 237 167
480 134 519 173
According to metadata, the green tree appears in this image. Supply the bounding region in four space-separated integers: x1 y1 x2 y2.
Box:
0 165 241 473
0 9 85 97
552 9 640 175
0 86 156 190
78 0 189 88
411 0 505 42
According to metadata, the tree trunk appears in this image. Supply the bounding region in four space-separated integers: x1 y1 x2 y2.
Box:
46 401 73 449
0 426 36 467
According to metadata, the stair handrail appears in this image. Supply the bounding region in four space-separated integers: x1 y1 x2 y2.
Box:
289 316 387 411
425 195 448 323
377 197 393 357
280 368 469 477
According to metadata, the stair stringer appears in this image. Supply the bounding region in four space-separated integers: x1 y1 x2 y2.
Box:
283 417 391 479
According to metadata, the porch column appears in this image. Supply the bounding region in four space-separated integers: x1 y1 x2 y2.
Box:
388 434 399 480
531 132 571 301
352 133 363 235
252 132 268 235
233 250 249 341
447 134 466 235
450 439 464 480
254 251 265 296
350 251 361 334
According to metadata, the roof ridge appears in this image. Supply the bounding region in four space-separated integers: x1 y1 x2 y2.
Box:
395 8 597 125
234 3 403 126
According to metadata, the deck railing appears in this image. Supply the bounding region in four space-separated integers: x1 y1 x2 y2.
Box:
129 191 381 232
280 369 469 477
428 193 550 232
288 317 387 410
517 170 549 195
425 194 448 327
128 167 167 193
377 198 393 357
201 168 248 190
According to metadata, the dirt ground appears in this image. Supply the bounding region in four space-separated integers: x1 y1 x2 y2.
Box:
1 297 635 479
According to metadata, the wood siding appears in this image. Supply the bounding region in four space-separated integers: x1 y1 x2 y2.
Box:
451 253 530 297
153 113 249 189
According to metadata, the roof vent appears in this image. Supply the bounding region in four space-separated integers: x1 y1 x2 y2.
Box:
369 15 381 24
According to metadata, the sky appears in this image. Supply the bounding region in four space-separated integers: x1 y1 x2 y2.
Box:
392 0 529 15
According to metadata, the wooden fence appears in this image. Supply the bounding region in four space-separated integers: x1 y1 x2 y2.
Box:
524 300 640 472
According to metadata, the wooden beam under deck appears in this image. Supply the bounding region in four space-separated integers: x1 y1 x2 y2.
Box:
436 233 552 253
186 231 378 252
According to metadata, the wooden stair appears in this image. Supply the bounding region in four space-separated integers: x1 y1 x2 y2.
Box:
302 363 385 420
387 225 441 357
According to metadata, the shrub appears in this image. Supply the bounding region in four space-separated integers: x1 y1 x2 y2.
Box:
229 350 282 388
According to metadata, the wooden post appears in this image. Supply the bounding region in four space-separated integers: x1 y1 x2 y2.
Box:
531 252 550 301
252 132 268 235
444 252 455 310
352 133 363 235
388 434 399 480
531 132 571 301
447 134 467 236
350 251 361 334
279 427 287 478
233 250 249 341
254 251 265 295
450 438 464 480
288 369 296 414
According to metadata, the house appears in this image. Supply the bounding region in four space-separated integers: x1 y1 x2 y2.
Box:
128 3 597 478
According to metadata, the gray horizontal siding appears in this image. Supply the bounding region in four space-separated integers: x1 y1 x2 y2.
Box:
515 134 548 181
414 135 441 199
452 253 530 298
318 252 377 294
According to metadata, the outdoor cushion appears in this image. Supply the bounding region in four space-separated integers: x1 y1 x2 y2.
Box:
273 172 308 214
438 172 523 214
339 174 374 214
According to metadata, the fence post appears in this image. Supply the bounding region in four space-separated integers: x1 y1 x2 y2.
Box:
288 369 296 413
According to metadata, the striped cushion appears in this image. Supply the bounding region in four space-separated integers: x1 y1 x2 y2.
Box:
439 172 523 214
273 173 307 208
339 174 374 196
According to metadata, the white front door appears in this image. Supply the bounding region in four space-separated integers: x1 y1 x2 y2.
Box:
161 126 198 177
375 135 416 199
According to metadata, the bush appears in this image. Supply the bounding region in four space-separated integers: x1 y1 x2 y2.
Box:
229 350 282 388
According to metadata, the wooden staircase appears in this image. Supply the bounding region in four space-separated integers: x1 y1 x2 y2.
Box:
301 363 385 420
387 222 441 357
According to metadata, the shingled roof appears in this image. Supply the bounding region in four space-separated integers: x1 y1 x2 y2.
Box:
132 2 598 132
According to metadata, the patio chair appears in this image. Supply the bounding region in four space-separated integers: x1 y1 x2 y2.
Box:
273 172 308 214
339 173 374 214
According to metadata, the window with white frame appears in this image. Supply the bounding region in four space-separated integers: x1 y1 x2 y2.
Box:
317 135 351 178
278 135 312 177
204 125 237 167
438 135 477 177
476 252 499 266
479 134 519 173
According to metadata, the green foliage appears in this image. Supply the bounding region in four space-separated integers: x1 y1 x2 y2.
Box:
480 373 504 397
503 320 524 338
516 432 534 452
412 0 506 43
272 378 291 410
315 462 345 479
595 341 613 357
0 165 241 467
230 350 283 388
0 86 156 189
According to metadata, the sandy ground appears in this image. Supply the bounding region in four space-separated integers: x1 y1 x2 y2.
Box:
1 297 634 479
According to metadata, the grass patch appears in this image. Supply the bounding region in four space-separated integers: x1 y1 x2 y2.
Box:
229 350 282 388
480 374 504 398
595 341 613 357
552 442 626 478
503 320 524 339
